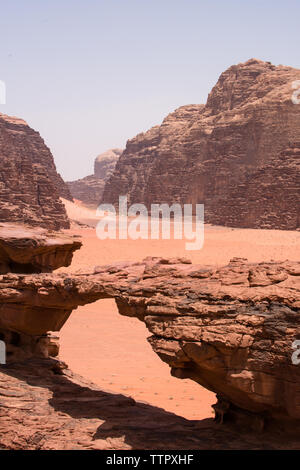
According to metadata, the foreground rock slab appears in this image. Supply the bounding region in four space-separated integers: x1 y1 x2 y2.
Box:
1 358 300 450
0 223 82 273
1 257 300 429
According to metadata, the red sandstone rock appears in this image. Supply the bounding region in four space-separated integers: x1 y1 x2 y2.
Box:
0 113 72 230
0 257 300 429
0 223 82 274
3 358 298 450
102 59 300 229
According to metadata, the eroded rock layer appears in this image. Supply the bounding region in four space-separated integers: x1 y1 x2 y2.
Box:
0 113 71 229
102 59 300 229
0 223 82 274
67 149 122 206
1 257 300 428
209 142 300 229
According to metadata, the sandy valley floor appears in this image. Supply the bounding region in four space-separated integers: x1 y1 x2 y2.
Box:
58 200 300 421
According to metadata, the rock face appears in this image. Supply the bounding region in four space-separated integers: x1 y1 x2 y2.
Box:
4 358 295 450
0 113 71 230
209 142 300 229
1 257 300 430
0 223 82 274
67 149 122 206
102 59 300 230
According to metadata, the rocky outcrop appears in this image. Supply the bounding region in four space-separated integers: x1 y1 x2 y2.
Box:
67 149 122 206
102 59 300 230
0 113 71 230
0 223 82 274
4 358 297 450
1 257 300 430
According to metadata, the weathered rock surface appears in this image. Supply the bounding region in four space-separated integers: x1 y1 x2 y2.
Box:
3 358 298 450
102 59 300 230
210 142 300 229
1 257 300 429
0 113 71 230
0 223 82 274
67 149 122 206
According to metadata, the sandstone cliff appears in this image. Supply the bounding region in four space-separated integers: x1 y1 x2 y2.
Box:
67 148 122 206
102 59 300 230
0 113 71 230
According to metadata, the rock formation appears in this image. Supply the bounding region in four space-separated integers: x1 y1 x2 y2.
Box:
1 256 300 432
4 358 296 450
208 142 300 229
1 69 300 448
102 59 300 230
94 149 123 179
0 113 72 230
67 149 122 206
0 223 82 274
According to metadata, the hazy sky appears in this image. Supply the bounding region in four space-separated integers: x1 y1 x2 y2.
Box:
1 0 299 180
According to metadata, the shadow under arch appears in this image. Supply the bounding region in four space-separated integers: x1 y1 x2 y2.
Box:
0 358 278 450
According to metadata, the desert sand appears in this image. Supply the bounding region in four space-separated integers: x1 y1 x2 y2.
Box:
58 200 300 420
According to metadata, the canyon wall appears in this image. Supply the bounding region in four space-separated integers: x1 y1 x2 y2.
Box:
0 113 71 230
67 148 122 206
102 59 300 229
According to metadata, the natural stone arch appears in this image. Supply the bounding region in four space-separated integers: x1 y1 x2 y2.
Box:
0 256 300 429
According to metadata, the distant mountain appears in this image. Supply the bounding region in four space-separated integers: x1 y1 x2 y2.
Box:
101 59 300 230
67 148 122 206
